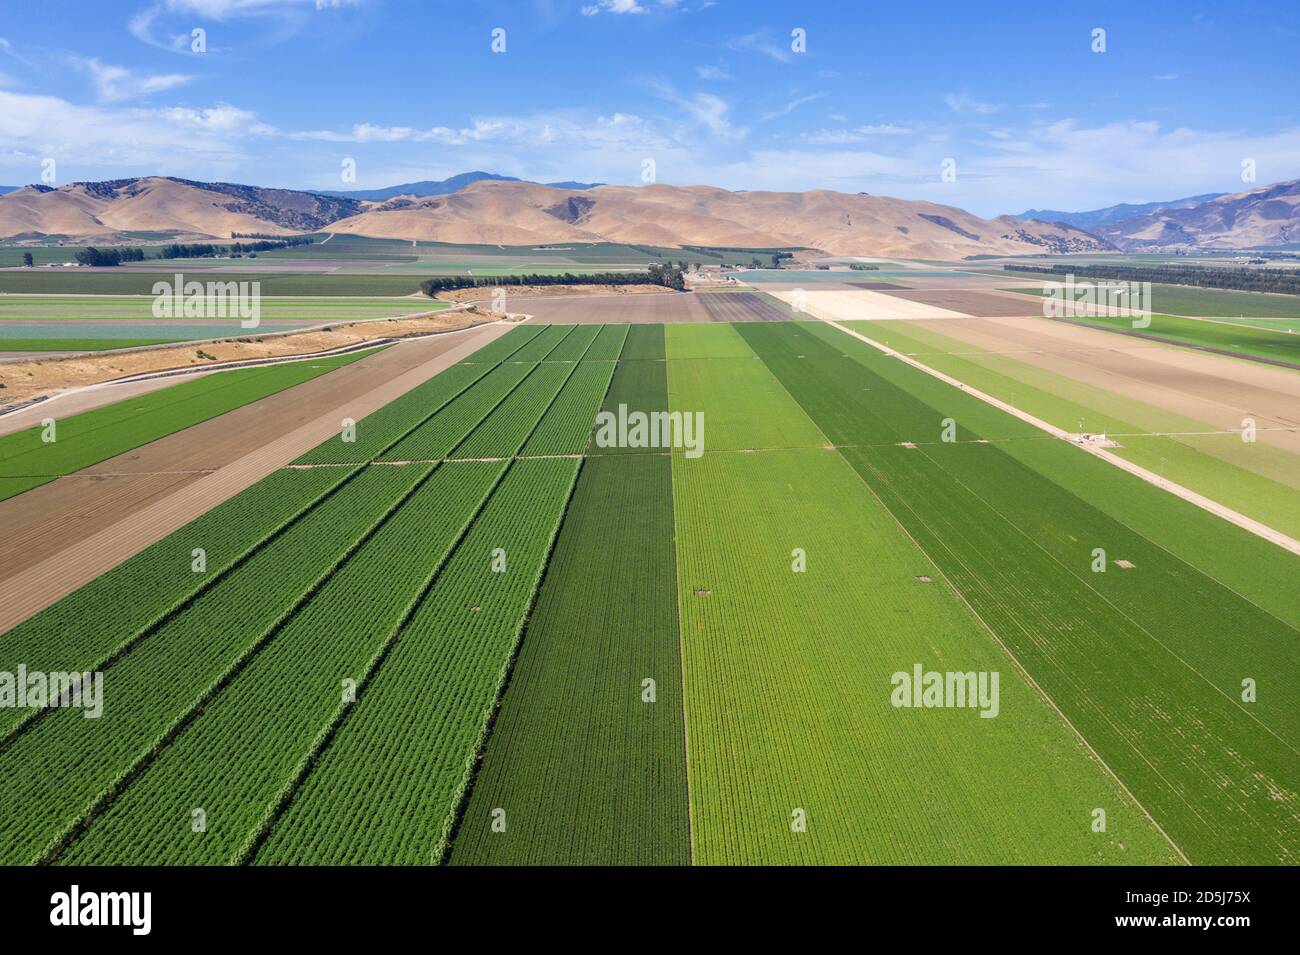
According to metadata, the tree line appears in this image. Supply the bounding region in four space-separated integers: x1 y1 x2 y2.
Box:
69 236 314 266
420 265 687 297
1005 263 1300 296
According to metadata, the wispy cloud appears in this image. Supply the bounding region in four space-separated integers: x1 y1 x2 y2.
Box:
129 0 359 51
1151 72 1180 81
69 57 194 103
943 89 1002 115
759 91 827 122
730 30 794 64
800 123 916 144
695 63 731 81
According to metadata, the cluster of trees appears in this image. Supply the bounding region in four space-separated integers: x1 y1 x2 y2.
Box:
1006 263 1300 296
849 263 880 271
158 236 314 259
420 266 687 297
75 247 146 266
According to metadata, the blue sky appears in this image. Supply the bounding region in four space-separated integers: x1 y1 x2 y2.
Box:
1 0 1298 215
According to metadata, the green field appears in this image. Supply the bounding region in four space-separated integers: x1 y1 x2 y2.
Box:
0 346 381 502
1 320 1292 867
0 337 185 352
1002 279 1300 319
1049 311 1299 365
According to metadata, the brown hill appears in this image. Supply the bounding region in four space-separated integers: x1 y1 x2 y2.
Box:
1100 179 1300 250
0 177 363 243
0 175 1112 258
328 180 1113 258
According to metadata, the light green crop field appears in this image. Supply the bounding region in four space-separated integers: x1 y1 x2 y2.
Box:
0 319 1291 867
862 319 1300 540
0 295 445 321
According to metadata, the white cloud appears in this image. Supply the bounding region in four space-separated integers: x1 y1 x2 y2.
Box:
70 57 194 103
1152 72 1179 81
582 0 647 15
695 63 731 81
943 90 1002 115
0 89 272 179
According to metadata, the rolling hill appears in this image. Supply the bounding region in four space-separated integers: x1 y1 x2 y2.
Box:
0 175 1113 258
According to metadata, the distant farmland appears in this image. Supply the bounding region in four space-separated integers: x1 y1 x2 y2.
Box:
0 319 1293 866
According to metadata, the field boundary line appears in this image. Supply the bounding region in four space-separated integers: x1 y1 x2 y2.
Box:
814 315 1300 557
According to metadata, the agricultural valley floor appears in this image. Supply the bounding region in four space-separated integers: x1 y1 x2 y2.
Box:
0 283 1295 866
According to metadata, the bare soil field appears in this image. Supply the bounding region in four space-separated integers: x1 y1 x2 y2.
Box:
906 316 1300 456
0 323 507 628
696 292 793 322
510 291 713 324
879 288 1045 317
0 308 488 405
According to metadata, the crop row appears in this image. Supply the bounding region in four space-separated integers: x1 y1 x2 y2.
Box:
738 320 1300 864
0 463 433 864
518 361 618 457
451 453 689 864
449 362 576 459
294 325 545 465
58 460 508 864
455 324 544 364
252 457 582 864
509 324 576 362
542 324 601 361
0 465 354 740
379 362 536 461
582 323 630 361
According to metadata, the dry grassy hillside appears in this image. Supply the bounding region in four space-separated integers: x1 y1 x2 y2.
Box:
0 174 1113 258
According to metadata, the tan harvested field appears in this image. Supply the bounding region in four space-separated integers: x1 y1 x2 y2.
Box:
0 307 488 405
901 316 1300 456
0 323 508 630
511 291 714 324
878 288 1045 317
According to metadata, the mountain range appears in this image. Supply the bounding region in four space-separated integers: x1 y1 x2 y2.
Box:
1012 181 1300 250
1 173 1295 258
1013 193 1227 231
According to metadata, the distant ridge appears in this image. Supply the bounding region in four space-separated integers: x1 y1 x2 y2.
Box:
1013 193 1226 231
321 171 603 201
